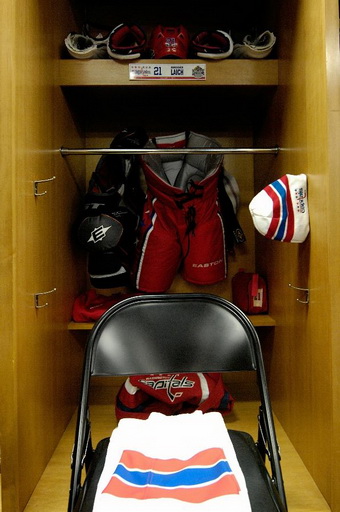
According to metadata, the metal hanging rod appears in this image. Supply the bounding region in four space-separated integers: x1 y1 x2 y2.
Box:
60 146 280 156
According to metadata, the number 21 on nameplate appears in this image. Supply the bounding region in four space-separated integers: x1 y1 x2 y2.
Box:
129 64 206 81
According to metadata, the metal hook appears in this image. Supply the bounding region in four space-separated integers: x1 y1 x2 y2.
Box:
34 288 57 309
288 283 309 304
34 176 56 196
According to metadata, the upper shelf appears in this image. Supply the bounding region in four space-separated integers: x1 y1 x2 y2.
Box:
58 59 278 87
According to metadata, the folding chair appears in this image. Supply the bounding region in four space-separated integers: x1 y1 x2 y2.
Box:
68 293 288 511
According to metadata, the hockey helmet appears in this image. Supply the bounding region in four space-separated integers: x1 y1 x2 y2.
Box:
107 23 146 60
150 25 190 59
191 29 234 60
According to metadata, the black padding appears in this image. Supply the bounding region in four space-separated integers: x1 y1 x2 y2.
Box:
88 251 128 288
78 214 124 251
229 430 283 511
74 439 109 512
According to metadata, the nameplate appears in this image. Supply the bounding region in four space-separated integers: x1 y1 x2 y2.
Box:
129 63 206 81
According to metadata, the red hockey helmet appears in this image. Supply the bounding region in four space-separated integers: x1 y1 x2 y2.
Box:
191 29 234 60
107 23 146 60
150 25 190 59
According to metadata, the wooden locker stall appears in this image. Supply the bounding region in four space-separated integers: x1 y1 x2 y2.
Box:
0 0 87 510
253 0 340 507
0 0 340 511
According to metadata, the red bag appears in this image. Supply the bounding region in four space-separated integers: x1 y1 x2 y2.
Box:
232 269 268 314
72 289 142 322
115 373 234 420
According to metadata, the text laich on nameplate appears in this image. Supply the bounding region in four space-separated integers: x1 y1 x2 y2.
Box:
129 63 206 81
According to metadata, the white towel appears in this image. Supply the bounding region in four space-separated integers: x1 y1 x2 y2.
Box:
93 411 251 511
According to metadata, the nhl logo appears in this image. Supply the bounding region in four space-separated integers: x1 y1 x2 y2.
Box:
192 65 205 79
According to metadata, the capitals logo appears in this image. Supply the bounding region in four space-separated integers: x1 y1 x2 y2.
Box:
294 186 307 213
139 374 195 402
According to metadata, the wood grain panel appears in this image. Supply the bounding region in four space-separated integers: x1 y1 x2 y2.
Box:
0 1 21 509
0 1 85 511
253 0 337 507
325 1 340 506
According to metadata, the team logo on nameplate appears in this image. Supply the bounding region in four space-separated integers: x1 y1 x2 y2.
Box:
129 63 206 81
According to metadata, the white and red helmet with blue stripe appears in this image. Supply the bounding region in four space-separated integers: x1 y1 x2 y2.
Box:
249 174 309 243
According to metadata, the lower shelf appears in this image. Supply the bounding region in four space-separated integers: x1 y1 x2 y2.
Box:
67 314 276 330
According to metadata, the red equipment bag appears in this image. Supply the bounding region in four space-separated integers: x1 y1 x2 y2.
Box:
115 373 234 420
232 269 268 314
72 289 142 322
